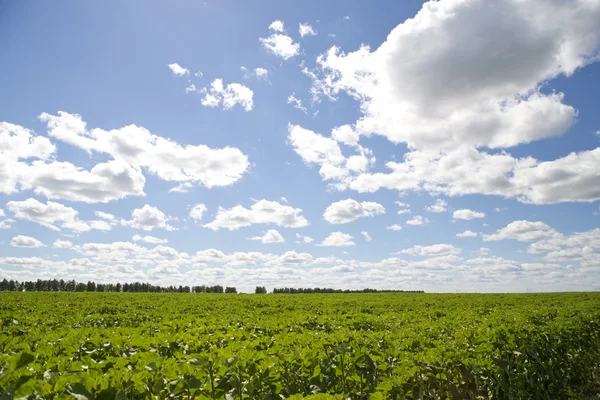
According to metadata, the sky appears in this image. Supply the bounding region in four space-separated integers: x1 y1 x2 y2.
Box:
1 0 599 293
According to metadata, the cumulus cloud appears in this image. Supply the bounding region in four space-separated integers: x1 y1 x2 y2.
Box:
261 21 300 60
406 215 428 226
318 232 355 247
295 233 314 243
189 204 207 222
361 231 372 242
456 230 478 238
255 68 268 80
386 224 402 231
453 209 485 220
299 23 317 37
36 111 249 196
288 124 374 182
204 200 309 230
122 204 174 231
168 63 190 76
132 235 168 245
425 199 447 213
323 198 385 224
53 239 73 248
483 220 559 242
7 198 111 232
249 229 286 244
400 244 462 257
200 79 254 111
295 0 600 205
331 125 359 146
308 0 600 151
11 235 44 248
269 20 285 32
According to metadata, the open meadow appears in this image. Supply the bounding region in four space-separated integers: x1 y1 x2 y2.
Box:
1 292 599 399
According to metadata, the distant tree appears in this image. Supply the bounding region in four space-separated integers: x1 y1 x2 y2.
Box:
225 287 237 293
255 286 267 294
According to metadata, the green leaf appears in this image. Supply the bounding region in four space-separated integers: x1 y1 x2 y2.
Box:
16 352 35 369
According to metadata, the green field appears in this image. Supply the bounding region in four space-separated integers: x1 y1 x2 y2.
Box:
1 292 599 399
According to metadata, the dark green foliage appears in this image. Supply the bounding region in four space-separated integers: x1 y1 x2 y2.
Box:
0 292 598 399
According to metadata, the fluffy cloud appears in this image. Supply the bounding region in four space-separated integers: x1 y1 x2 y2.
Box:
386 224 402 231
361 231 372 242
456 230 478 238
308 0 600 151
168 63 190 76
406 215 428 226
396 201 411 214
204 200 309 230
132 235 168 245
331 125 359 146
122 205 174 231
269 20 285 32
425 199 447 213
296 0 600 205
249 229 286 244
453 209 486 220
260 21 300 60
200 79 254 111
483 220 559 242
288 124 374 182
323 198 385 224
318 232 355 247
299 23 317 37
400 244 462 257
11 235 44 248
295 233 314 243
189 204 207 222
255 68 268 79
38 111 249 195
7 198 111 232
53 239 73 248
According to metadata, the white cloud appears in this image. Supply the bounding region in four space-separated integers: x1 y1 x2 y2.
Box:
331 125 359 146
194 71 203 78
7 198 110 232
299 23 317 37
453 209 485 220
361 231 372 242
287 94 307 114
269 20 285 32
169 182 193 193
343 16 350 20
168 63 190 76
318 232 355 247
483 220 559 242
189 204 207 222
425 199 447 213
406 215 428 226
260 32 300 60
200 79 254 111
386 224 402 231
295 233 314 243
53 239 73 249
95 211 116 221
255 68 268 80
309 0 600 151
456 230 478 238
11 235 44 248
400 244 461 257
288 124 374 182
38 111 249 194
132 234 168 245
123 204 174 231
323 198 385 224
249 229 286 244
204 200 309 230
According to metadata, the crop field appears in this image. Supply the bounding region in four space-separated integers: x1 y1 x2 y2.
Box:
1 292 599 399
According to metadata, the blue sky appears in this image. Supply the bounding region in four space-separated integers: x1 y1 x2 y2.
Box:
1 0 599 292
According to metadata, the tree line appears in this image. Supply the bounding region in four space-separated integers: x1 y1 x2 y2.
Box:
0 279 422 294
0 279 237 293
